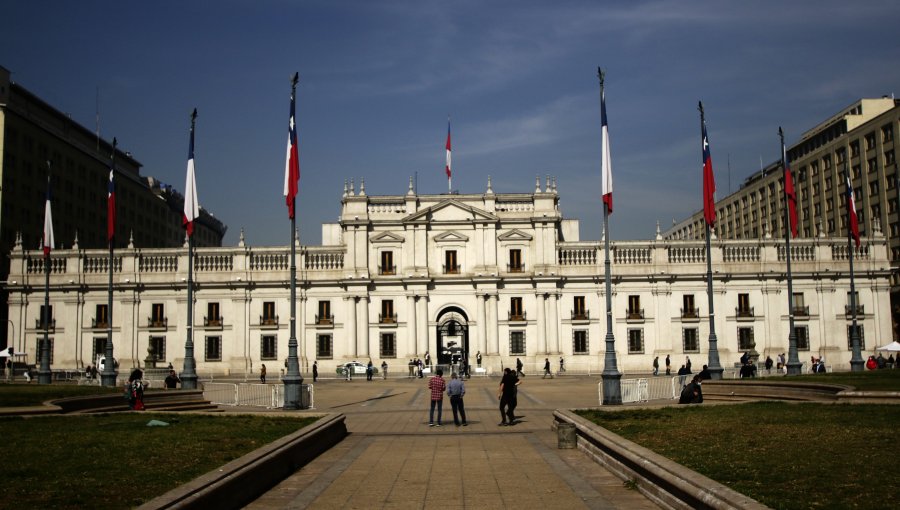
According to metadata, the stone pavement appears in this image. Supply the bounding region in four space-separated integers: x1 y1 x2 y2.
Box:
244 374 659 509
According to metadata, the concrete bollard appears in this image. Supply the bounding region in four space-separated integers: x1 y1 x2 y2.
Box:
557 422 577 449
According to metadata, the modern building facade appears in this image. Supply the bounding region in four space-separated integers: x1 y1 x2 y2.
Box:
665 98 900 272
6 180 892 377
1 65 227 346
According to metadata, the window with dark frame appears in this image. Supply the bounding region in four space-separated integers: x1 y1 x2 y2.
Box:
381 299 395 323
509 331 526 355
627 295 642 319
847 325 865 350
509 249 523 272
444 250 458 274
510 297 524 321
737 327 754 351
95 304 108 328
317 300 332 324
380 251 395 275
261 335 277 360
207 302 221 326
205 336 222 361
627 329 644 354
39 304 54 328
573 330 588 354
149 336 166 361
263 302 276 324
682 295 696 318
795 326 809 351
683 328 699 352
317 334 333 358
93 337 106 359
573 296 586 320
737 293 752 317
380 333 396 357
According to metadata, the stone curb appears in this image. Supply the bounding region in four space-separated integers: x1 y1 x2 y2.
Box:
553 409 770 510
136 412 347 510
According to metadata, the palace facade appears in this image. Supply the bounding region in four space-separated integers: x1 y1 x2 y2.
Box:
6 179 893 376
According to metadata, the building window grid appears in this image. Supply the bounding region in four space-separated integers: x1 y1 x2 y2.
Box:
261 335 277 360
795 326 810 351
149 336 166 362
737 327 754 351
627 329 644 354
847 325 865 350
509 331 526 355
683 328 700 353
317 334 333 359
380 333 396 358
573 330 589 354
205 336 222 361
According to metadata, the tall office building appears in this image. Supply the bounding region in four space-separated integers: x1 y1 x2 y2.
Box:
665 97 900 335
1 65 227 346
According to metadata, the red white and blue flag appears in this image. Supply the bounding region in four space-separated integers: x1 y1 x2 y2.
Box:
701 116 716 227
600 82 613 214
284 84 300 219
445 119 452 180
42 178 54 256
108 138 117 243
183 110 199 237
783 143 798 238
846 175 860 247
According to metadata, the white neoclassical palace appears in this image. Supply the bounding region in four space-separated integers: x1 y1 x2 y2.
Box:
5 178 893 376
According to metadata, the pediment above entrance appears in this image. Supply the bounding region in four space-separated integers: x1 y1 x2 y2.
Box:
497 229 533 242
370 231 405 243
433 231 469 243
403 199 498 224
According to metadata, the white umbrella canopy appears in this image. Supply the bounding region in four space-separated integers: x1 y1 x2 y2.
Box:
875 341 900 352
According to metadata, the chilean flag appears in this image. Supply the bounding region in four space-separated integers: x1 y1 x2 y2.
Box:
284 79 300 219
783 142 798 238
846 175 860 247
183 109 199 237
42 178 54 257
701 115 716 227
600 80 613 214
445 119 452 180
108 138 116 243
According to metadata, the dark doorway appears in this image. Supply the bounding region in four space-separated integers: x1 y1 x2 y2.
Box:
435 307 469 366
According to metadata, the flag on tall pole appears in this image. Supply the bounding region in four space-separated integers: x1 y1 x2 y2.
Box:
599 71 613 214
183 109 199 237
445 118 452 192
108 138 117 243
284 72 300 219
42 176 54 257
701 106 716 227
846 175 860 247
783 140 798 238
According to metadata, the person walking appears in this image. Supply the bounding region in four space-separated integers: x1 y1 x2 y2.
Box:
476 351 482 367
559 356 565 373
542 358 553 379
652 356 659 376
381 360 388 380
685 356 692 373
260 364 267 384
127 369 146 410
164 369 181 389
366 360 374 381
665 354 671 375
516 357 525 377
312 361 318 382
427 368 446 427
498 368 521 426
447 372 468 426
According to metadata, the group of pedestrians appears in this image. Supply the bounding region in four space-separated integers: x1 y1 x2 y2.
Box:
866 353 896 370
425 364 523 427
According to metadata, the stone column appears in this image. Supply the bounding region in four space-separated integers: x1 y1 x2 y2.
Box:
359 296 370 359
536 293 547 354
346 296 357 359
476 293 486 356
299 295 307 371
407 294 417 356
417 294 428 355
488 293 499 354
548 292 560 353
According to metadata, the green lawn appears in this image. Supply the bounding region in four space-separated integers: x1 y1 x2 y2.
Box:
0 413 317 509
781 367 900 391
0 383 121 407
578 402 900 509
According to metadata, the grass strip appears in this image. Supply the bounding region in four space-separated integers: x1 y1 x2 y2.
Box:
577 402 900 509
0 413 317 509
0 384 121 407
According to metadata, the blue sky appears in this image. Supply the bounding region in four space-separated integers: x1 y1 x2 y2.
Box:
3 1 899 246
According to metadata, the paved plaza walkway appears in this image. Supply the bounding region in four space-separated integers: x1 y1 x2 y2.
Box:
245 373 659 509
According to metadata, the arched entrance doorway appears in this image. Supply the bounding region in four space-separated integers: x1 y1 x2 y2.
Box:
435 307 469 366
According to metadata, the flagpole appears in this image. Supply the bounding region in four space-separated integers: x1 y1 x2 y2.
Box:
598 68 621 405
780 128 802 376
284 72 304 410
101 139 118 387
181 109 199 390
38 167 53 384
700 102 724 380
847 161 864 371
